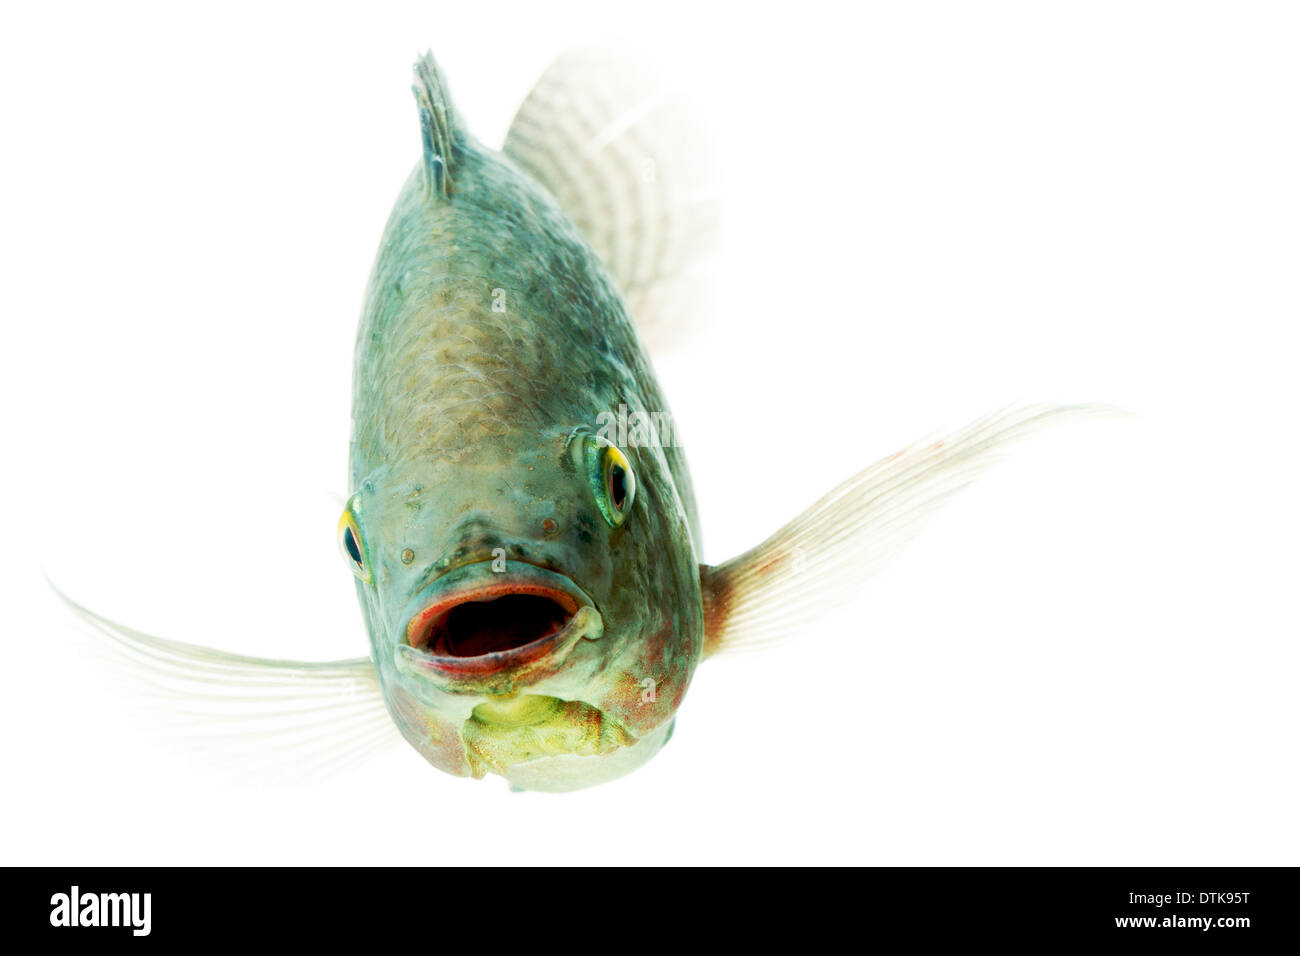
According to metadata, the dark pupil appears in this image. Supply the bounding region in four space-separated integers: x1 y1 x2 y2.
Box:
608 465 627 510
344 526 363 567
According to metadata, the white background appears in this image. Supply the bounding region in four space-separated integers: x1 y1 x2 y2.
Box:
3 1 1297 865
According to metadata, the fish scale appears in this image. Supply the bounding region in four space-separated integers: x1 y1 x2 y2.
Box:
354 157 670 478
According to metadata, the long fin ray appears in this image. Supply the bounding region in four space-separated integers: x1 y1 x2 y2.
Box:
53 585 403 782
701 405 1122 656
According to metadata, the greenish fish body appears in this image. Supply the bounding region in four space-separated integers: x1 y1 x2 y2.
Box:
345 59 702 789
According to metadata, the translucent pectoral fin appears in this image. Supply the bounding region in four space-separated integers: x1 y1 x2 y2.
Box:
53 585 403 782
700 404 1123 657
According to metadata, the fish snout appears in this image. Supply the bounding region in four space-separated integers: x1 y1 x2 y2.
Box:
438 511 565 570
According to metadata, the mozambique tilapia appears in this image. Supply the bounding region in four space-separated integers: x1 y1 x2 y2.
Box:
63 50 1103 792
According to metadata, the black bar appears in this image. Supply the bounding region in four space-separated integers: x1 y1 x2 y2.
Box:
7 867 1297 944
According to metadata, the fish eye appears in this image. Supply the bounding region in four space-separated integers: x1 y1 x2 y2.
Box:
338 504 370 581
585 436 636 528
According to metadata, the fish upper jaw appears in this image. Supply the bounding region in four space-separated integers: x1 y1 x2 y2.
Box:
393 559 604 696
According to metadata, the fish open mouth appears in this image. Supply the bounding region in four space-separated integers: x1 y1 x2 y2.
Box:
408 586 580 658
400 562 601 683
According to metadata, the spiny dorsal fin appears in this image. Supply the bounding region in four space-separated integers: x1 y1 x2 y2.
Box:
413 51 460 199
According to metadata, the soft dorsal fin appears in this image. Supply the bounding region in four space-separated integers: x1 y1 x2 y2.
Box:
412 51 460 199
502 48 721 349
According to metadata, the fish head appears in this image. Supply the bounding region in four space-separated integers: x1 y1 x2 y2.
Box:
341 421 702 790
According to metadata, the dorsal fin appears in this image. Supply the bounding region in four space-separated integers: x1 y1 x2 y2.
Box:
412 51 460 199
502 48 721 350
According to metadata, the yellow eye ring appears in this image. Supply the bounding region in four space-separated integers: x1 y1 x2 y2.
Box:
338 505 370 581
585 437 636 528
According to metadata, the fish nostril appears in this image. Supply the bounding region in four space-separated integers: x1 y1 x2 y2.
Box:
457 538 503 559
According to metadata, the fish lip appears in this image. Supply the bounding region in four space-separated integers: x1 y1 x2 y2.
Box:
397 560 601 683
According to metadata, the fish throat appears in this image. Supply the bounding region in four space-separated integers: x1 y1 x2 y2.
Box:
463 694 635 777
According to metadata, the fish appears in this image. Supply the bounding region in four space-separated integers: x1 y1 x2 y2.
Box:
59 48 1109 792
